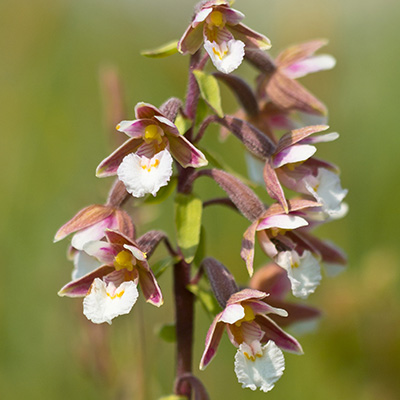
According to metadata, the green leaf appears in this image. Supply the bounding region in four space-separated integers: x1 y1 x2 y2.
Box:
187 284 220 317
144 176 177 205
159 396 187 400
193 70 224 118
194 98 209 128
141 40 179 58
175 193 203 263
174 113 192 135
157 323 176 343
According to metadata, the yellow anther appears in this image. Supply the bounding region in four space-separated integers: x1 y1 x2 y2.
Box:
144 124 163 144
114 250 134 271
116 124 121 130
235 304 256 327
291 262 300 269
209 10 224 27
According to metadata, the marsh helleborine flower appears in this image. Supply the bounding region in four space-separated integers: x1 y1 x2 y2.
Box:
178 0 271 74
96 102 208 198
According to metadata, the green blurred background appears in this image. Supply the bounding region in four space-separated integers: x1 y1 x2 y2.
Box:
1 0 400 398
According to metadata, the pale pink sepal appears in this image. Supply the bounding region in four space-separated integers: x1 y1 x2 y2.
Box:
83 241 117 265
153 115 180 136
256 214 308 231
273 144 317 168
301 131 339 144
220 304 245 324
249 300 288 318
116 119 155 138
284 54 336 79
227 288 267 305
168 134 208 168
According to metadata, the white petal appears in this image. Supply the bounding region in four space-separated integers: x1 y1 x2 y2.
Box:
304 168 348 216
257 214 308 231
234 341 285 393
273 144 316 169
284 55 336 79
204 39 245 74
117 150 173 198
220 304 245 324
71 217 118 251
276 250 322 299
83 278 139 324
72 250 102 280
193 7 213 25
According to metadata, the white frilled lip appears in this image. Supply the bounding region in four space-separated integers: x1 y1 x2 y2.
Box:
83 278 139 325
117 150 173 198
204 38 245 74
275 250 322 299
304 168 348 217
234 341 285 393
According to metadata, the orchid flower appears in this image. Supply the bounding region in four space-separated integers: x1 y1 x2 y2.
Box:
178 0 271 74
241 200 323 299
58 229 163 324
200 288 302 392
259 40 336 116
54 203 134 280
96 102 208 197
263 125 348 215
250 263 321 331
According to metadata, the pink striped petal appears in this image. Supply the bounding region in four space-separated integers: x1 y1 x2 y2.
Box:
83 241 117 265
96 137 143 177
116 119 155 138
168 134 208 167
199 313 225 370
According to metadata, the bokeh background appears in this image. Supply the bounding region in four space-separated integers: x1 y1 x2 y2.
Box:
1 0 400 399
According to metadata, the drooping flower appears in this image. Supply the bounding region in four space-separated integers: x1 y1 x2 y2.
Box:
96 102 207 197
199 288 302 392
249 262 321 330
178 0 271 74
263 125 348 215
59 230 163 324
241 199 323 299
54 203 135 280
257 40 336 116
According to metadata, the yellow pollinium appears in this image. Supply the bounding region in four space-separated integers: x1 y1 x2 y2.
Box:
209 10 224 27
114 250 135 271
144 124 163 145
235 304 255 327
